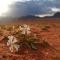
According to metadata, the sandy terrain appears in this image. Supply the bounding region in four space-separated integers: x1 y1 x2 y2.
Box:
0 18 60 60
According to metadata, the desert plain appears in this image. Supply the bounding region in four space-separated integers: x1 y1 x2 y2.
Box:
0 18 60 60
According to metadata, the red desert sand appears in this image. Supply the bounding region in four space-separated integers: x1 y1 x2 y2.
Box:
0 18 60 60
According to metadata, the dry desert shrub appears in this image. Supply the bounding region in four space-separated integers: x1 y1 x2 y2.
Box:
41 25 51 32
1 24 40 52
0 24 54 53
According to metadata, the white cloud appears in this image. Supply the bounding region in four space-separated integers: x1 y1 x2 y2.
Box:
35 13 54 17
51 7 60 12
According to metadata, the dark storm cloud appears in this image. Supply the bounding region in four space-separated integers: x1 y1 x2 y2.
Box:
6 0 60 17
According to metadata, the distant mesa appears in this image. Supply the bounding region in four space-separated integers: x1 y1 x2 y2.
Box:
53 12 60 18
44 12 60 18
21 12 60 18
20 15 39 19
0 12 60 20
34 12 60 18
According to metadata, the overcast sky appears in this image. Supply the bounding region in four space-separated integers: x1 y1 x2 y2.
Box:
0 0 60 17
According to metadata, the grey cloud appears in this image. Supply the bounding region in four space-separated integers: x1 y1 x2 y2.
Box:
6 0 60 17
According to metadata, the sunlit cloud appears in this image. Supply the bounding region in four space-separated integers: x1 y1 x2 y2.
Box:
51 8 60 12
0 0 16 16
0 0 31 17
35 13 55 18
